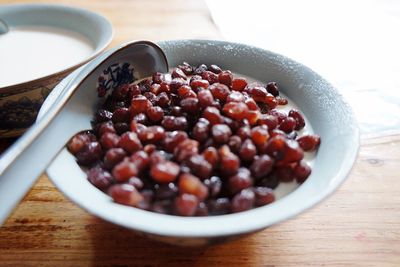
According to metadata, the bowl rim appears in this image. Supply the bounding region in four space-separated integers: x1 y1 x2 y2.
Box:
44 39 360 238
0 3 114 92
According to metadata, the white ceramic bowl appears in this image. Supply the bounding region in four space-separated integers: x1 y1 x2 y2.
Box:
0 4 113 137
40 40 359 246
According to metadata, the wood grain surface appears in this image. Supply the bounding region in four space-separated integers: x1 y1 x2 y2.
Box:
0 0 399 266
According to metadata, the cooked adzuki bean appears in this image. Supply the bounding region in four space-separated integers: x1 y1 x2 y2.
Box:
67 62 321 216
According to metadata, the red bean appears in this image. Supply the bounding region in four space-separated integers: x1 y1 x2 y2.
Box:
115 122 130 134
137 126 165 144
118 132 142 153
279 117 297 133
209 83 230 101
76 142 102 166
100 132 120 150
207 198 230 215
218 70 233 86
180 97 199 114
174 139 199 162
112 84 131 101
96 109 113 123
67 132 96 155
172 68 187 79
198 89 214 108
155 92 170 107
128 177 144 190
239 139 257 162
211 124 232 144
109 184 144 207
155 183 178 200
112 159 138 182
237 125 251 140
150 161 180 183
258 114 278 129
192 121 210 142
269 109 287 123
294 161 311 183
226 91 245 103
201 70 219 84
228 168 253 194
202 147 219 166
133 113 148 125
204 176 222 197
251 125 269 146
163 131 188 153
266 82 279 96
202 106 223 125
152 72 164 84
276 166 294 182
277 96 288 105
231 78 248 91
186 154 212 179
231 189 255 213
297 134 321 151
194 64 208 75
219 145 240 176
190 79 209 92
209 64 222 74
130 95 151 115
281 139 304 164
246 110 260 126
175 193 199 216
247 85 268 103
147 106 164 122
130 150 150 172
104 148 127 169
228 135 242 153
250 154 274 179
87 166 114 190
253 187 275 206
98 121 116 136
178 62 194 75
178 173 209 200
169 78 187 92
222 102 248 121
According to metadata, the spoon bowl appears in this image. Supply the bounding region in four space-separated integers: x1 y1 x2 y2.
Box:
0 40 168 225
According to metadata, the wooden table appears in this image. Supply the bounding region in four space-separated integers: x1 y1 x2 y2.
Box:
1 0 399 266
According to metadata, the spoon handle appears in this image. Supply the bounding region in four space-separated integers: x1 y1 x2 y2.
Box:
0 111 81 225
0 62 95 224
0 51 108 225
0 40 169 225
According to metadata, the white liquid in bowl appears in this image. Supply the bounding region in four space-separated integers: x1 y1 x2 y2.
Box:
0 26 95 88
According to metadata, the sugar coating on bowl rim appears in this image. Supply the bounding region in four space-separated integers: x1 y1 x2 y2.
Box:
44 39 359 239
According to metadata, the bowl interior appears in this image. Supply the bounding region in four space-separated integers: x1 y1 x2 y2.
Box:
45 40 359 239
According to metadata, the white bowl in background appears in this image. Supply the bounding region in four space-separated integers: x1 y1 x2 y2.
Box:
0 4 113 137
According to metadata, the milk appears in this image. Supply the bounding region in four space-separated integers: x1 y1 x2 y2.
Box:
0 26 94 87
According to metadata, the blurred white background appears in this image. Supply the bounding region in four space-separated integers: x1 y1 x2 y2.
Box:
207 0 400 135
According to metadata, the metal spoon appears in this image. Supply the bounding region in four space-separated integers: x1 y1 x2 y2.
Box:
0 40 169 225
0 18 9 34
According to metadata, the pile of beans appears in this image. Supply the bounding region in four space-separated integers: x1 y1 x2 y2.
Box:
67 62 321 216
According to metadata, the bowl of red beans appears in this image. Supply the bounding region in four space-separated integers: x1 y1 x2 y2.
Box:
40 40 359 246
